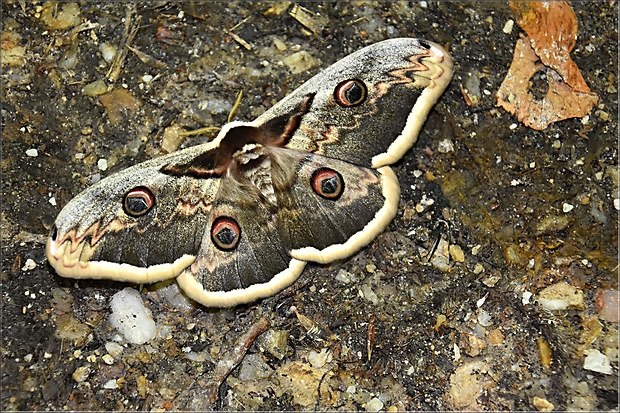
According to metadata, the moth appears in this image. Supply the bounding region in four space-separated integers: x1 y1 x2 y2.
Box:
46 38 453 307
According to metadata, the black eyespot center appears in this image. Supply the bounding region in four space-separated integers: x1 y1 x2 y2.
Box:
321 176 339 194
123 186 155 217
211 216 241 251
51 225 58 241
311 168 344 200
334 79 367 107
216 227 236 245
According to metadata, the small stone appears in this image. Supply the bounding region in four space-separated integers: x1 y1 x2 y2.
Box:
101 354 114 365
99 42 117 63
26 148 38 157
72 365 90 382
273 37 287 51
282 50 320 74
535 214 569 236
335 269 357 284
97 158 108 171
103 379 118 389
562 203 574 213
537 337 553 369
488 329 504 345
308 348 332 368
21 259 36 271
40 2 81 30
154 280 196 312
366 397 384 412
481 274 500 287
105 342 124 358
477 309 492 327
537 282 584 310
82 79 108 96
583 349 613 375
449 244 465 262
238 353 274 381
502 19 514 33
98 88 142 125
459 333 486 357
360 284 379 304
109 288 157 344
136 375 147 399
567 380 597 411
449 361 492 410
430 238 451 272
453 343 461 361
594 289 619 322
161 125 186 154
55 313 91 346
437 139 454 153
533 396 554 411
256 329 290 360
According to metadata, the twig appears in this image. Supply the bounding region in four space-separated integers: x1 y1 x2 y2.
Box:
106 4 141 84
173 315 270 410
126 45 166 69
227 90 243 122
225 29 253 50
204 315 269 404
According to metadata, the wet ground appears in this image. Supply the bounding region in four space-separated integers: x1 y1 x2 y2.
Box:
1 2 618 411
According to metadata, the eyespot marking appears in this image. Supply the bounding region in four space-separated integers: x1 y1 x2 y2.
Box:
123 187 155 217
334 79 367 107
311 168 344 200
211 216 241 251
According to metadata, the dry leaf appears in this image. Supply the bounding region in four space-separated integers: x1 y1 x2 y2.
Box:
510 1 589 93
497 1 598 130
98 88 141 125
497 37 599 130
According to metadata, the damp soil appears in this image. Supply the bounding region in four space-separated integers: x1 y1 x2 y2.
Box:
1 2 618 411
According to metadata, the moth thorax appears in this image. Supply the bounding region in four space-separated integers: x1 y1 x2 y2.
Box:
239 154 277 207
233 143 265 165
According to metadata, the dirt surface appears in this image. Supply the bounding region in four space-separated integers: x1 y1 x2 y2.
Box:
2 2 618 411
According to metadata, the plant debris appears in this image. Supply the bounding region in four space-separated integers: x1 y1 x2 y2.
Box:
496 1 599 130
